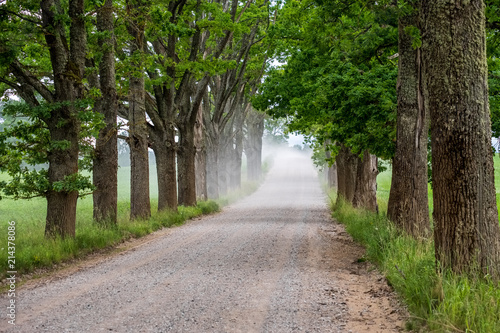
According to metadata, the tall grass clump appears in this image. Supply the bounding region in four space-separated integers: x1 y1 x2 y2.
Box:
331 196 500 332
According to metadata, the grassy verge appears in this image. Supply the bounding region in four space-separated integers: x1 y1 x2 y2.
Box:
328 189 500 332
0 200 220 279
0 161 269 280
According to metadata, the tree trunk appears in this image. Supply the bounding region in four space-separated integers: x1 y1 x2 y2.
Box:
151 135 177 211
206 139 220 199
328 163 337 189
422 0 500 277
230 104 246 190
336 148 346 201
129 76 151 219
230 130 244 190
42 0 86 238
227 141 239 191
127 0 150 219
324 142 337 188
352 150 378 212
93 0 118 224
45 120 80 238
195 147 207 200
245 109 264 181
335 144 358 206
387 7 430 238
195 105 207 200
218 137 229 196
178 121 197 206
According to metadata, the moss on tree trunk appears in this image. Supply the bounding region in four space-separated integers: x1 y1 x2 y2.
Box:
388 6 430 238
422 0 500 278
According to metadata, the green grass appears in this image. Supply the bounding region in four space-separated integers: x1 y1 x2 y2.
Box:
0 163 265 279
327 155 500 332
376 162 434 215
0 199 220 277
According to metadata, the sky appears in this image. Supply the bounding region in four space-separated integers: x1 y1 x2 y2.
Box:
288 133 305 147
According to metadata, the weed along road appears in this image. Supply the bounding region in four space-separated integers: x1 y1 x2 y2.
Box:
1 149 406 333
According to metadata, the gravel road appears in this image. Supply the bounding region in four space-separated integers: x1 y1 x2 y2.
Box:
1 149 406 333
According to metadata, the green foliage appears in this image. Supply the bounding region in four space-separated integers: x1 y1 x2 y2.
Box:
488 56 500 138
263 118 289 145
0 1 107 204
0 100 103 200
404 25 422 49
310 140 327 170
254 0 398 162
197 200 220 215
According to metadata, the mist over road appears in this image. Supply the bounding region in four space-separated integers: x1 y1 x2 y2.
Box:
1 149 404 332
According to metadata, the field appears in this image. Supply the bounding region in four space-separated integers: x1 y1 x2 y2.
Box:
376 154 500 216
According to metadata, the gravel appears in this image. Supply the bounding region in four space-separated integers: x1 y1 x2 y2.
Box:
0 149 406 333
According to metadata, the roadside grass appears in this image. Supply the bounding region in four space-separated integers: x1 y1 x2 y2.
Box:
0 161 267 280
327 155 500 332
0 199 220 278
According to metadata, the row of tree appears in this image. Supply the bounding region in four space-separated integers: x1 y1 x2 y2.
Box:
255 0 500 279
0 0 270 238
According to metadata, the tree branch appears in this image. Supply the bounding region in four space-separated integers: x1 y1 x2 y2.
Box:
10 60 54 103
0 8 42 25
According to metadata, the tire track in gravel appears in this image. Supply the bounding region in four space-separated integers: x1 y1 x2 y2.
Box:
0 149 407 333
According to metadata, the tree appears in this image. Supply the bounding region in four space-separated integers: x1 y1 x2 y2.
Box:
92 0 119 224
204 29 258 198
127 0 151 219
387 2 430 238
0 0 95 238
245 107 265 181
195 99 208 200
422 0 500 278
254 0 397 212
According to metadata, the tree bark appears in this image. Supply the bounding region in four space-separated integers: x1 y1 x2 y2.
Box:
206 138 220 199
45 121 80 238
328 163 337 189
335 144 358 206
93 0 118 224
229 103 246 190
151 133 177 211
195 104 207 200
387 7 430 238
218 136 229 196
42 0 86 238
324 142 337 188
245 109 265 181
129 77 151 219
352 150 378 213
177 120 197 206
230 131 244 190
127 0 150 219
422 0 500 277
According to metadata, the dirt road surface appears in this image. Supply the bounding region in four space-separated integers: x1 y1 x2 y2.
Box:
1 149 406 332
